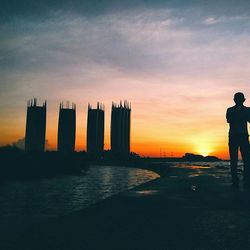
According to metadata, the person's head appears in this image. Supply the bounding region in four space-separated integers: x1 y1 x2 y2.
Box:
234 92 245 105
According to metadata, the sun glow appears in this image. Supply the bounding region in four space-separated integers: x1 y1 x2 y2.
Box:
192 137 214 157
198 148 211 157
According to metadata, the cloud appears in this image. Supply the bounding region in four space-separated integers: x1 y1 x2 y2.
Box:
204 17 220 25
0 8 243 87
203 15 249 25
2 7 250 112
2 7 250 98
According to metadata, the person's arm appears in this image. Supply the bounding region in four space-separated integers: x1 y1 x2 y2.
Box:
247 108 250 122
226 108 230 123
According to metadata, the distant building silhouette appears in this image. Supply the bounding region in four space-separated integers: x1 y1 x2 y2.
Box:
111 101 131 156
57 102 76 153
25 98 46 152
87 103 105 155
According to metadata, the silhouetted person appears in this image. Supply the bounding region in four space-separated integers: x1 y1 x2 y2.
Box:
226 92 250 188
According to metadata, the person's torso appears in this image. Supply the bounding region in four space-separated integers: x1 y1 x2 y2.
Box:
227 106 250 135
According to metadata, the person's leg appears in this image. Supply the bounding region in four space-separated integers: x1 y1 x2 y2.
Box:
229 136 239 187
240 135 250 188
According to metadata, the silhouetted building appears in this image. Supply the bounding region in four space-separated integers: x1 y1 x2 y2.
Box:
87 103 105 155
25 98 46 152
111 101 131 156
57 102 76 153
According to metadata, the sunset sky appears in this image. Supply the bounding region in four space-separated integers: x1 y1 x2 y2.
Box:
1 0 250 159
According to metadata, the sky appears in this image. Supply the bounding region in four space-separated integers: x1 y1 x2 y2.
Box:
1 0 250 159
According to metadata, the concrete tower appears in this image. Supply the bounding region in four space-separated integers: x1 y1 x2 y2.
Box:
111 101 131 156
25 98 47 152
57 102 76 153
87 102 105 155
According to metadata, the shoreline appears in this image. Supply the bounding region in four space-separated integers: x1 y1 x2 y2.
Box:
0 146 223 182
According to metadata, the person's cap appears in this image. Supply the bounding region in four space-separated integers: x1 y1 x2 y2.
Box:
234 92 245 102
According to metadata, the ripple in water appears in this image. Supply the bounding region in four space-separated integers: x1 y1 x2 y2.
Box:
0 165 159 235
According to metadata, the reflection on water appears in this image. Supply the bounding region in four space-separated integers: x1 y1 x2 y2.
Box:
0 165 159 235
135 190 159 195
172 161 232 178
176 164 212 170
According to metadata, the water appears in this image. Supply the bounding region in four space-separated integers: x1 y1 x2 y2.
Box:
0 165 159 235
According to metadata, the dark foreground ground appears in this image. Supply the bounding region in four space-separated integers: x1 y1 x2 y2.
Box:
2 163 250 250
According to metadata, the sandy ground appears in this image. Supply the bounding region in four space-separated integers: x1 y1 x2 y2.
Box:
2 163 250 250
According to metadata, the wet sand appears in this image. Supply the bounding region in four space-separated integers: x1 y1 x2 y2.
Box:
3 163 250 250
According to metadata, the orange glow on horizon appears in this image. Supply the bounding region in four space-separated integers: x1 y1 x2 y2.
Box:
33 133 230 159
0 134 230 159
0 105 231 160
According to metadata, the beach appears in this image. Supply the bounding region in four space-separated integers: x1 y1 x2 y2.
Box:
2 162 250 250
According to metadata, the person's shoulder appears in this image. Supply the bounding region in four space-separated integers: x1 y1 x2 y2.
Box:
244 106 250 114
227 106 235 112
240 106 250 112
